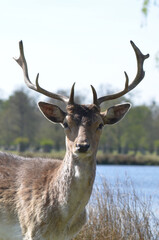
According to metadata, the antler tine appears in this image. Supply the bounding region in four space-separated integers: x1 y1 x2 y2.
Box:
90 85 98 105
97 41 149 105
14 41 69 103
68 82 75 104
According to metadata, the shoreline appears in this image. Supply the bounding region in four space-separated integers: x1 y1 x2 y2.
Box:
3 150 159 166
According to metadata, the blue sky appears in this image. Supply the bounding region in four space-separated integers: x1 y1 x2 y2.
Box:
0 0 159 104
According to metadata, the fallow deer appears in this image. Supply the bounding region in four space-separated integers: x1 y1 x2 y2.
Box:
0 41 149 240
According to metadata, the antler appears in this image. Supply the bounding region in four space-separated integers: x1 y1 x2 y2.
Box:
14 41 71 103
91 41 149 106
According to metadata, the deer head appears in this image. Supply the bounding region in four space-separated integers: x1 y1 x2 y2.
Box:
14 41 149 158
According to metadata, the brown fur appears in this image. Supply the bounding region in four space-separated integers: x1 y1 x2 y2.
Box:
66 104 100 123
0 102 130 240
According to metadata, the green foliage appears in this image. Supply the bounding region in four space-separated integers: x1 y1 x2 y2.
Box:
141 0 159 18
0 90 39 148
142 0 150 16
154 140 159 155
14 137 29 152
98 104 155 154
40 139 54 153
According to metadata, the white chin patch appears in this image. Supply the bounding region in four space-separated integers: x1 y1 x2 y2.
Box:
73 151 92 159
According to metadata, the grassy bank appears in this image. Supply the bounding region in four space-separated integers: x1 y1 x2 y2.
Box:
97 151 159 165
8 150 159 165
74 177 159 240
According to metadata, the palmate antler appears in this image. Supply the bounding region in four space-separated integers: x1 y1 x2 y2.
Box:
14 41 149 106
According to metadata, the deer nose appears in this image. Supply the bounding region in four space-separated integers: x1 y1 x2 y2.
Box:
76 143 90 153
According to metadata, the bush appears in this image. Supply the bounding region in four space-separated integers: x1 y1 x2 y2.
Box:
14 137 29 152
40 139 54 153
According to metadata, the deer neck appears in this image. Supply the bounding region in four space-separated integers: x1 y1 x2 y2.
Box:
53 150 96 219
63 150 96 182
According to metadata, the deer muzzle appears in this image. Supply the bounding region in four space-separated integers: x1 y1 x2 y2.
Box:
76 143 90 153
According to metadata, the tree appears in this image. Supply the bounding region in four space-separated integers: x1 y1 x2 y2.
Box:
0 90 39 149
121 105 152 153
98 84 133 153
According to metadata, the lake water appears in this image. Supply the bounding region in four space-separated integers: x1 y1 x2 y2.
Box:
95 165 159 216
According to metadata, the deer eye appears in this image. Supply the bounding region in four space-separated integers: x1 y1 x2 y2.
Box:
97 123 104 130
63 122 69 128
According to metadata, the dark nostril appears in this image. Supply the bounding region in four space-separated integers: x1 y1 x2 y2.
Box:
76 143 90 153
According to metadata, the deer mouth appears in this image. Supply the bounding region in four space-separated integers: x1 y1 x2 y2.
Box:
73 144 92 158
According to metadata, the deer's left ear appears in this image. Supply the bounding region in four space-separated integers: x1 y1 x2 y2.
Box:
101 103 131 125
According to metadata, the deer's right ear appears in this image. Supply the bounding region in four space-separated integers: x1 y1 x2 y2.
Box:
38 102 66 123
